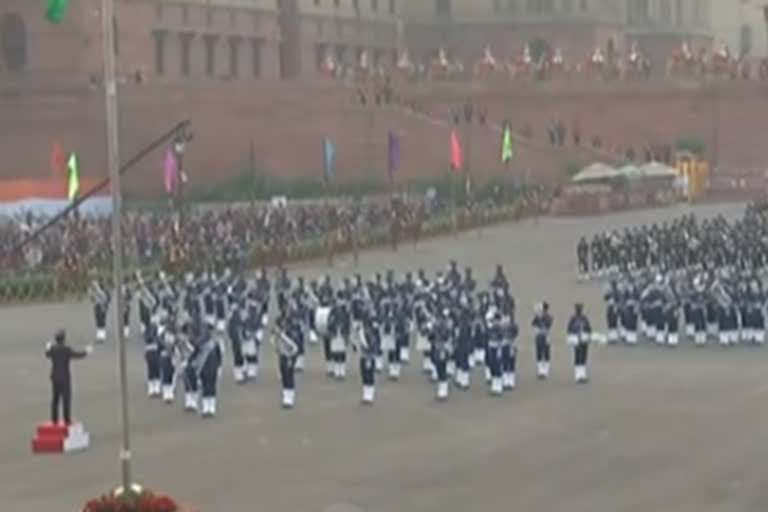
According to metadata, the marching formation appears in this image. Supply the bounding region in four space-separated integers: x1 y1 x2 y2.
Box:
88 262 596 418
577 210 768 280
589 206 768 347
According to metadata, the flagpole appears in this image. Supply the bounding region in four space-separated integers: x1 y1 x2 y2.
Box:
450 165 457 234
101 0 133 492
249 141 256 208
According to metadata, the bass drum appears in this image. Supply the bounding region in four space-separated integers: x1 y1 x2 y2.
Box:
314 306 331 336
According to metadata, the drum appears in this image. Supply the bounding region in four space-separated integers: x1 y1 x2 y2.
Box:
314 307 331 336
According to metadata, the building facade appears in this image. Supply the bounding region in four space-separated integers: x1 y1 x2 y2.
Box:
0 0 716 85
297 0 402 75
0 0 401 85
400 0 712 67
708 0 767 57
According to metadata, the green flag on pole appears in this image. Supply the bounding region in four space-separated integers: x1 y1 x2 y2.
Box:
46 0 70 24
501 122 514 164
67 152 80 200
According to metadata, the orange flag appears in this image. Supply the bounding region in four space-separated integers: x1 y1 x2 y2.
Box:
450 130 463 171
50 140 66 179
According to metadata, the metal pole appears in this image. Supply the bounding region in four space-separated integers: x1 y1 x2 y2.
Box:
101 0 132 491
711 82 719 172
249 141 256 208
368 104 375 176
173 138 185 231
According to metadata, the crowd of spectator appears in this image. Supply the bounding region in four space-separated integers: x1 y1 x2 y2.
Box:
0 195 439 275
0 181 551 277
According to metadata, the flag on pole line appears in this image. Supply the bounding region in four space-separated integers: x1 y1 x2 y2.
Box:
387 131 400 177
323 137 336 180
67 152 80 200
450 130 463 171
163 148 178 194
501 121 514 164
46 0 70 24
51 140 66 179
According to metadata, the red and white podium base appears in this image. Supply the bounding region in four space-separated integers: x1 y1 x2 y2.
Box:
32 421 90 454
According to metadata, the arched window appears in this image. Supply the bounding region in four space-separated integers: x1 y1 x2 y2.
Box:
0 13 27 73
740 24 752 57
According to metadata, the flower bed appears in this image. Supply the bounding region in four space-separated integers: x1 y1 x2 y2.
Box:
82 487 192 512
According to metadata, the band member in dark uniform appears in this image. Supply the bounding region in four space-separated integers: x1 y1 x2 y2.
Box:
358 302 380 404
532 301 553 379
275 301 300 409
89 280 110 344
45 329 92 424
567 303 592 383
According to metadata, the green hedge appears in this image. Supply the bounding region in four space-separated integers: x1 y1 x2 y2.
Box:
0 204 526 305
125 171 530 205
675 136 705 156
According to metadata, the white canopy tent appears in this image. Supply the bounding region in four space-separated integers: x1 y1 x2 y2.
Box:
571 162 620 183
617 163 642 179
639 161 678 178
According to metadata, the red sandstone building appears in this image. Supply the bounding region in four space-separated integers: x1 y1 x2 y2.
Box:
403 0 712 69
3 0 750 197
0 0 402 84
1 0 711 86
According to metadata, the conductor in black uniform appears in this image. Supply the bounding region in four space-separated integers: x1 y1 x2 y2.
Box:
45 330 91 424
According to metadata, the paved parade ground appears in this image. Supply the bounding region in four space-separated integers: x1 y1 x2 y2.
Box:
2 202 768 512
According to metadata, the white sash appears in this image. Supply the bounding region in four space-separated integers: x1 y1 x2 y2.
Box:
330 335 346 354
381 333 396 351
415 333 430 351
242 340 257 356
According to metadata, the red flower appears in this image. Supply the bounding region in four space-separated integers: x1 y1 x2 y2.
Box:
82 494 123 512
152 495 178 512
135 492 155 512
83 489 181 512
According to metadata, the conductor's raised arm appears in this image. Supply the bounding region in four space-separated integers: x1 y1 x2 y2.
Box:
68 346 89 360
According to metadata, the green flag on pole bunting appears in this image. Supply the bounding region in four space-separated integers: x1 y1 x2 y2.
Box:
67 152 80 200
501 122 514 164
46 0 70 24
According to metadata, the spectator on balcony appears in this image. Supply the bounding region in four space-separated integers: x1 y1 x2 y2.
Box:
643 146 653 163
555 121 566 146
547 125 557 145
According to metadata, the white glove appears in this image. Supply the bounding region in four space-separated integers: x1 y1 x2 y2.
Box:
45 342 53 351
85 345 94 355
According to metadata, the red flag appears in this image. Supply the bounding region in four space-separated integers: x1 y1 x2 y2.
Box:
450 130 463 171
51 140 66 178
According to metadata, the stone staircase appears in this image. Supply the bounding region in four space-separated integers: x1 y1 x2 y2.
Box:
1 79 767 196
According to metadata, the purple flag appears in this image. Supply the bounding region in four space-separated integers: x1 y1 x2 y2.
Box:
387 131 400 176
163 148 177 194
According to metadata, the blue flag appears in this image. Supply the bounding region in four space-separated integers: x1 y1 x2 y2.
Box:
387 131 400 177
323 137 335 180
